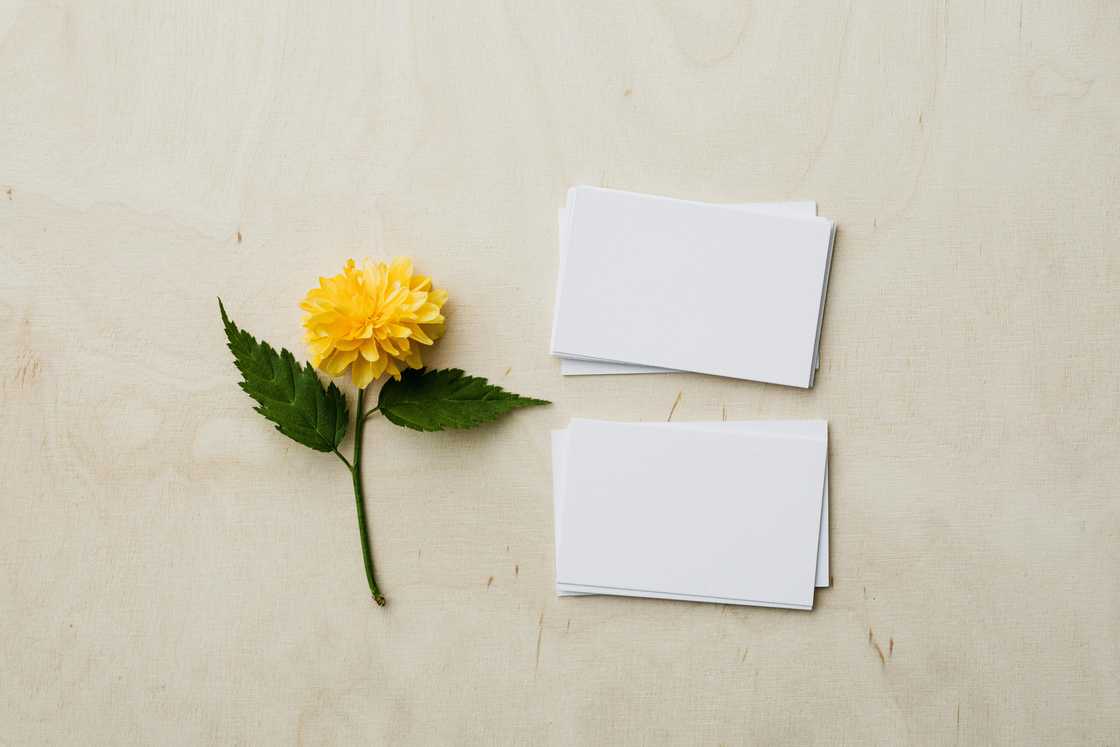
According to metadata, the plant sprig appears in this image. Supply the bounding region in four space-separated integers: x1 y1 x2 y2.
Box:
219 299 549 606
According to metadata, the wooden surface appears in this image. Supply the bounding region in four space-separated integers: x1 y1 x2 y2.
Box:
2 2 1119 744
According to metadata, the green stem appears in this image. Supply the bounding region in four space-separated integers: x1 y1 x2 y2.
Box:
351 386 385 606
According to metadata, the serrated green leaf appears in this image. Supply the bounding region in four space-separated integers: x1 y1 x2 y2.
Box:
377 368 549 432
219 298 348 452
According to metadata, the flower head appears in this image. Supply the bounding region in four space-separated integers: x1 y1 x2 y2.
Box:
300 258 448 388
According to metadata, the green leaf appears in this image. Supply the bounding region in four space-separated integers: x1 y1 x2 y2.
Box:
377 368 549 432
219 298 348 452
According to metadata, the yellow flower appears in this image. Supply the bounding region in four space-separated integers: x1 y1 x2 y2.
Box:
300 257 448 388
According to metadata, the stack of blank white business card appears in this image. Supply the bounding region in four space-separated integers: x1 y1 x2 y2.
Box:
551 187 836 388
552 419 829 609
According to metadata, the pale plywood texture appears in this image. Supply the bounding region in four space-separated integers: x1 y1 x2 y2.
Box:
2 1 1119 744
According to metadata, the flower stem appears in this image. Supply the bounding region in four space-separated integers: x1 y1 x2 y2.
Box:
351 386 385 606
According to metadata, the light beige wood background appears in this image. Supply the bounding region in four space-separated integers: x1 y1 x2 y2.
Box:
2 1 1118 744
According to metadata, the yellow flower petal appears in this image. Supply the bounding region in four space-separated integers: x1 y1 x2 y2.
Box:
388 257 413 286
321 348 358 376
359 341 380 362
371 354 388 380
386 323 411 339
351 356 375 389
405 323 433 345
333 337 364 352
384 357 401 380
427 288 448 307
415 303 441 323
307 336 333 357
379 336 400 356
424 322 445 342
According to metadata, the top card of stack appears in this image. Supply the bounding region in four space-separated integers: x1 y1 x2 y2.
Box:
551 186 835 388
553 419 828 609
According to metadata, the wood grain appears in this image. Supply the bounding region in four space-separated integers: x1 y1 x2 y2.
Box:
2 1 1118 743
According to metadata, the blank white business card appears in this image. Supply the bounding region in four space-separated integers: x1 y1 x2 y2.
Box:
551 187 834 387
554 419 827 609
557 196 825 376
551 421 829 598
